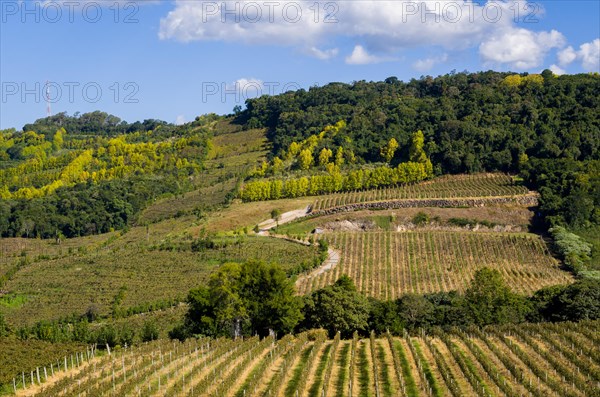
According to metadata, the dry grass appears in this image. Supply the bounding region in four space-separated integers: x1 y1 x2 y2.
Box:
200 197 315 233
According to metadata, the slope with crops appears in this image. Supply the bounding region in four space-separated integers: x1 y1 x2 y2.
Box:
13 320 599 397
295 231 572 299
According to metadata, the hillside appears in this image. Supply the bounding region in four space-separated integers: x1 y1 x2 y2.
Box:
1 71 599 395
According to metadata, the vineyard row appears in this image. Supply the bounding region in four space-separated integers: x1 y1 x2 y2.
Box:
17 320 599 397
296 231 572 298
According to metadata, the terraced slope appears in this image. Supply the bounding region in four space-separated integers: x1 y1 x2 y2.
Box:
310 173 532 213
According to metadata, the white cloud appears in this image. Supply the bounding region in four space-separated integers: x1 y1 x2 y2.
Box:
413 53 448 72
557 39 600 72
579 39 600 71
305 47 339 60
159 1 564 69
175 115 186 125
159 1 328 45
479 28 565 69
548 64 566 75
558 46 578 67
346 45 390 65
226 78 266 99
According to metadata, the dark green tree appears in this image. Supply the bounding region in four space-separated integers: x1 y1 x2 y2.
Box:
398 294 435 331
178 260 302 339
141 321 160 342
465 268 531 326
368 299 403 335
300 275 370 338
548 278 600 321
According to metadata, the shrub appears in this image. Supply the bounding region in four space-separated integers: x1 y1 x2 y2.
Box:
549 226 592 273
412 212 430 226
141 321 160 342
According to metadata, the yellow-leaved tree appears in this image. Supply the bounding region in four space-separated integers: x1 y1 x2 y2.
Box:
53 128 65 151
318 148 333 166
335 147 345 166
380 137 399 163
298 149 314 170
409 130 434 178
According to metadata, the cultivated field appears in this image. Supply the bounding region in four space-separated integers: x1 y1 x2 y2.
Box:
311 174 531 212
14 320 599 397
1 236 320 327
296 231 572 298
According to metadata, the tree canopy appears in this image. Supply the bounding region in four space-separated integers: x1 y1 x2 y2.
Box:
178 260 303 339
299 275 370 338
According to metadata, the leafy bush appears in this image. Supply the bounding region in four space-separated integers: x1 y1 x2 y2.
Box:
549 226 592 273
141 321 160 342
412 212 430 226
191 237 216 252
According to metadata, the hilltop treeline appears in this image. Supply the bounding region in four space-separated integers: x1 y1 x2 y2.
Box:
240 71 599 172
21 111 172 138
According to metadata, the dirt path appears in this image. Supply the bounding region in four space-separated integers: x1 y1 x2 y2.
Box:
295 248 340 292
258 206 311 231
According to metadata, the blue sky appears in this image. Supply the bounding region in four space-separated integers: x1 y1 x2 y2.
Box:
1 0 598 130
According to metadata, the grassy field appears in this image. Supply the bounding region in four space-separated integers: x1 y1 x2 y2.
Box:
296 231 573 298
10 320 598 397
311 173 531 211
0 233 118 280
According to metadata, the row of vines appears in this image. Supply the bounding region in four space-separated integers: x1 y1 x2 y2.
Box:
310 174 530 212
296 231 571 298
15 320 599 396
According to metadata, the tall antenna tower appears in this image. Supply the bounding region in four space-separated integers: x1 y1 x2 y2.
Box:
45 81 52 117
